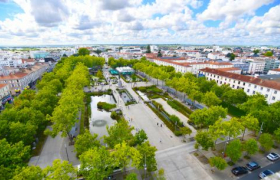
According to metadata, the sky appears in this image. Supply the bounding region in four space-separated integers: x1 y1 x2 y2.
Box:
0 0 279 46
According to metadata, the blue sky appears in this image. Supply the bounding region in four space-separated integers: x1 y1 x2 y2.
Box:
0 0 279 45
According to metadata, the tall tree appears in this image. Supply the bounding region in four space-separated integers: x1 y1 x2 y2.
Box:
180 126 192 141
134 129 148 145
222 89 247 105
104 119 134 148
209 156 228 171
78 48 90 56
111 142 141 174
43 160 76 180
226 139 242 163
240 114 259 140
74 130 100 156
243 138 258 156
79 147 113 180
274 128 280 143
202 91 221 107
137 141 157 172
259 133 274 151
194 131 214 151
13 166 44 180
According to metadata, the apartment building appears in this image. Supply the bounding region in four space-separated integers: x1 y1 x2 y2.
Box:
199 68 280 104
268 68 280 75
0 84 11 108
0 63 49 94
152 58 234 74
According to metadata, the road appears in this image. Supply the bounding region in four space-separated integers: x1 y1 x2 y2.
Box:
239 160 280 180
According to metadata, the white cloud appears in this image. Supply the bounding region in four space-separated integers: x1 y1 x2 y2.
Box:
197 0 274 22
0 0 279 45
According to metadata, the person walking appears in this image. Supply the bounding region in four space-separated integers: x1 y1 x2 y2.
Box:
159 139 162 143
157 123 159 126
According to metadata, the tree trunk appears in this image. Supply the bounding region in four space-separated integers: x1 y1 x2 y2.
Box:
242 128 246 141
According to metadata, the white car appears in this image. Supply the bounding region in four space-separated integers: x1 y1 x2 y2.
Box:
267 152 280 161
259 170 274 179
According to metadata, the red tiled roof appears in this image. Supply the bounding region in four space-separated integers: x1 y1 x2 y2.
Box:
0 72 28 80
271 68 280 72
22 58 35 62
0 84 8 89
200 68 280 91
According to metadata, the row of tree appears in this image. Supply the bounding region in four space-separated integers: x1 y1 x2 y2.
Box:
0 55 105 179
132 59 280 138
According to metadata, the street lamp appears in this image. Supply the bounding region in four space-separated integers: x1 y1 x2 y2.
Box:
144 154 147 180
65 144 69 161
257 122 264 140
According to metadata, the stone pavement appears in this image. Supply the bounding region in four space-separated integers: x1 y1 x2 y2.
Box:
153 98 197 137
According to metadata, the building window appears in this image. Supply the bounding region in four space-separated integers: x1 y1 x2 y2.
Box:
220 81 222 84
254 85 257 88
243 82 245 85
233 80 235 83
265 94 268 98
275 91 277 94
253 91 255 94
249 84 251 87
261 87 263 90
238 81 240 84
267 89 270 92
247 89 250 93
237 86 239 89
272 96 276 100
232 85 235 88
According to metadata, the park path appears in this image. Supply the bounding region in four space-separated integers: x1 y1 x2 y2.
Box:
153 98 197 137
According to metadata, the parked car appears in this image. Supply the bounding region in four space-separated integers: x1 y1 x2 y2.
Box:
259 169 274 179
246 161 260 171
266 152 280 161
231 166 248 176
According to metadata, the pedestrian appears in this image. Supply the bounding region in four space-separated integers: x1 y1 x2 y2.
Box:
157 123 159 126
160 124 162 127
160 139 162 143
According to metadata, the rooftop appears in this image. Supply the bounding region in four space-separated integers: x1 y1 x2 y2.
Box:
200 68 280 91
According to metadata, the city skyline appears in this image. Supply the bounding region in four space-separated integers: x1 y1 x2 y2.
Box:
0 0 280 46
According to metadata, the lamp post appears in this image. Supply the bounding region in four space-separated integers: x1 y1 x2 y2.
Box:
257 122 264 140
65 144 69 161
144 154 147 180
222 135 229 158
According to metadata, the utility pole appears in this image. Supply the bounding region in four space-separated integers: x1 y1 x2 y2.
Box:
257 122 264 140
144 154 147 180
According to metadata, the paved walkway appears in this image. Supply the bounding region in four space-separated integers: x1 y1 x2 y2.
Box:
154 98 197 137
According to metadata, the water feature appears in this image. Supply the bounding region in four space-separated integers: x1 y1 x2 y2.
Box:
89 95 116 140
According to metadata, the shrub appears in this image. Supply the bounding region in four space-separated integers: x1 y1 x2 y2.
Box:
97 102 116 111
167 100 192 117
174 131 183 136
110 111 118 120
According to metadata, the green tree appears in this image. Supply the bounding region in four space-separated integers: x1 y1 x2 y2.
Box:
78 48 90 56
226 139 242 163
79 147 113 180
0 139 30 168
194 131 214 151
274 128 280 143
223 117 244 140
74 130 100 156
111 142 141 174
146 45 151 53
104 119 134 148
126 173 138 180
264 51 273 57
209 156 228 170
211 84 231 98
134 129 148 145
222 89 247 105
243 138 258 156
238 93 268 114
180 126 192 141
96 70 103 79
9 121 37 145
157 50 162 57
13 166 44 180
202 91 221 107
137 141 157 172
154 168 166 180
43 160 76 180
240 114 259 140
253 49 260 55
259 133 274 151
